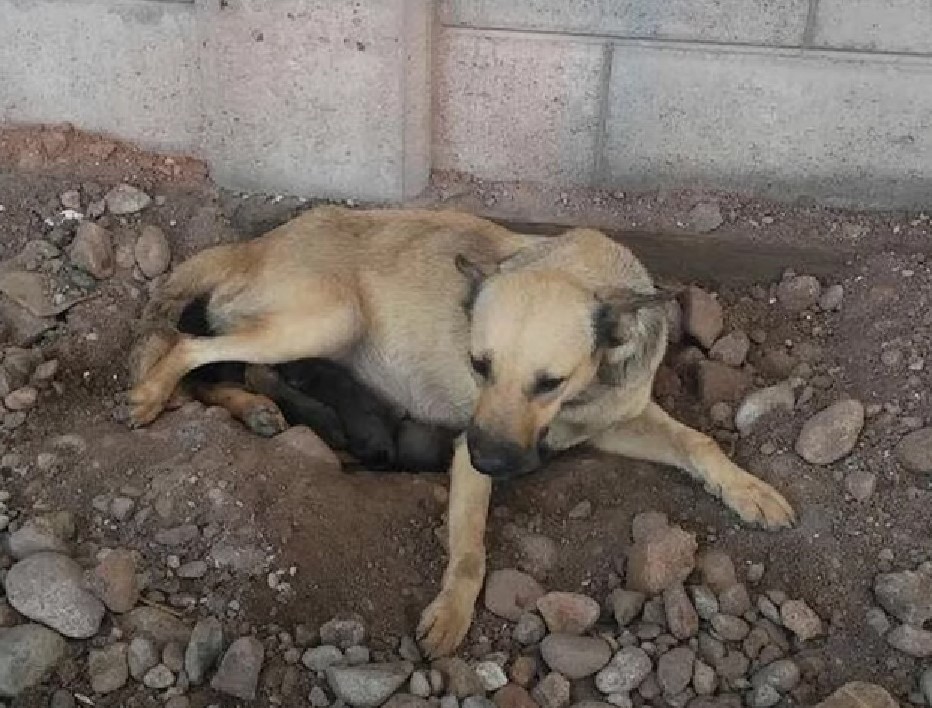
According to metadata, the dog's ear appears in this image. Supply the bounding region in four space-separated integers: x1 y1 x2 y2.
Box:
593 287 677 348
455 254 499 312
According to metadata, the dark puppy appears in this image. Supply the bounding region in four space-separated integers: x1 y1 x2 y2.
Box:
177 298 456 472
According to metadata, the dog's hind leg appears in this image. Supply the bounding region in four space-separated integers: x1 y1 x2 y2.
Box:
129 297 363 427
591 401 795 529
417 439 491 657
189 380 288 438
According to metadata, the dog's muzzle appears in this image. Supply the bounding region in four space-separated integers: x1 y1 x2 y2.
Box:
466 424 543 480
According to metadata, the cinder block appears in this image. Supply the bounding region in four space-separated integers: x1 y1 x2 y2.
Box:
0 0 200 153
197 0 430 201
812 0 932 55
433 29 604 184
439 0 808 46
602 44 932 208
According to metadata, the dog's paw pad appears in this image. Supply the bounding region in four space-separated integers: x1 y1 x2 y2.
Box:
723 474 796 530
244 403 288 438
417 590 473 659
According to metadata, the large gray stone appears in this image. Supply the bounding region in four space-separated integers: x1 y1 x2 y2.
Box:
0 624 66 698
6 552 105 639
184 617 223 685
326 661 414 707
211 636 265 700
539 634 611 679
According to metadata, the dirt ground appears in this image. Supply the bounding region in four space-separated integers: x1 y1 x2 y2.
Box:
0 125 930 705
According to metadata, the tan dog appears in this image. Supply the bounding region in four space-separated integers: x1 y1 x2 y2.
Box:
129 207 795 657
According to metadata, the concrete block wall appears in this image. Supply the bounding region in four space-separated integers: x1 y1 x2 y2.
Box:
435 0 932 208
1 0 931 207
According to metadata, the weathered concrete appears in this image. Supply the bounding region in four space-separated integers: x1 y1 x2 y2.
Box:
812 0 932 55
197 0 430 201
433 30 604 184
439 0 810 46
0 0 200 154
601 44 932 207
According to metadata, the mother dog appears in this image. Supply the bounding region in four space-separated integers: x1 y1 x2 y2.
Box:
129 207 794 657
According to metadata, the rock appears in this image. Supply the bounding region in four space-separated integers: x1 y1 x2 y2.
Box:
751 658 800 692
595 647 651 693
663 585 699 639
475 661 508 692
211 636 265 700
50 689 75 708
531 672 570 708
105 184 152 215
432 658 484 698
463 697 496 708
717 584 751 617
398 636 421 663
689 586 718 620
345 645 372 666
886 624 932 657
135 225 171 278
516 534 558 578
276 425 341 471
709 331 750 368
536 592 600 635
921 667 932 706
795 400 864 465
89 643 128 694
386 696 431 708
710 615 749 642
60 190 82 210
303 645 345 672
874 569 932 625
320 617 366 649
686 203 723 234
154 524 199 546
87 548 138 613
326 662 414 707
864 607 891 636
539 634 611 679
484 569 545 621
494 684 538 708
69 222 114 279
696 361 753 406
0 624 66 698
143 663 174 689
6 552 105 638
845 470 876 501
780 600 822 641
123 607 192 646
4 386 37 411
735 384 794 436
692 659 716 695
110 496 135 521
177 560 208 578
819 285 844 311
514 612 547 645
626 517 697 595
185 617 222 684
776 276 821 312
657 646 694 696
681 287 723 349
610 589 645 627
410 671 431 698
128 636 159 680
746 684 780 708
9 511 74 559
895 428 932 473
814 682 897 708
510 656 536 688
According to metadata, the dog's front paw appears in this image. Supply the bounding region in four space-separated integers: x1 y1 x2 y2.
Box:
417 589 474 658
128 382 169 428
721 473 796 529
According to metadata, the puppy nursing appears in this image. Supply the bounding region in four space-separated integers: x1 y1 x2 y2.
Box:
129 207 794 657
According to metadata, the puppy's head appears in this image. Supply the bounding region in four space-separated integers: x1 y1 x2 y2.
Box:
457 254 669 480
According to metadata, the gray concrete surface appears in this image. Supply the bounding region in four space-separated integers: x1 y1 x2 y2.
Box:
1 0 931 207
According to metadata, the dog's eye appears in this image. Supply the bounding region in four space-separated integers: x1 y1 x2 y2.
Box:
470 355 491 379
534 375 566 396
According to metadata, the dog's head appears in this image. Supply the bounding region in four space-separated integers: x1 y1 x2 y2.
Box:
456 253 670 480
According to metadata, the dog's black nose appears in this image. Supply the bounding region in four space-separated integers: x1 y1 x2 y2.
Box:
466 424 529 478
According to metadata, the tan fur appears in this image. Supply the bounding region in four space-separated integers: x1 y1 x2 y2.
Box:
129 206 795 657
